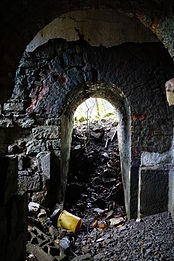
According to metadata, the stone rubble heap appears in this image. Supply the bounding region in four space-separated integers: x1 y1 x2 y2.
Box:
26 119 174 260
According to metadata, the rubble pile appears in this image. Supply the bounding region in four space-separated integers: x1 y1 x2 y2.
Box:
27 202 78 261
26 117 126 260
64 119 126 258
65 118 124 210
26 118 174 260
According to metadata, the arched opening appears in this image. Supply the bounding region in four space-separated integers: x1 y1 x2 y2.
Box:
60 83 131 219
26 9 158 52
62 97 127 255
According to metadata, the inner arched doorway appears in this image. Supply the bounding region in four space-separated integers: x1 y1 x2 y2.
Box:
60 83 131 218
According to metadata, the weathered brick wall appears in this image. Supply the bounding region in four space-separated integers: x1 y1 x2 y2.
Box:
0 39 173 219
0 2 174 259
1 2 174 260
1 1 174 104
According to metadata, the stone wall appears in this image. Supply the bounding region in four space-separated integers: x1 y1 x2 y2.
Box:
0 39 173 220
1 0 174 105
1 2 174 260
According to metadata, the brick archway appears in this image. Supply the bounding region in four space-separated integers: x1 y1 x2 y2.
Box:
60 83 131 218
9 39 174 219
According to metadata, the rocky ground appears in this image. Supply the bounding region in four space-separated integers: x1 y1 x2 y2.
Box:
72 212 174 261
26 118 174 261
65 118 125 218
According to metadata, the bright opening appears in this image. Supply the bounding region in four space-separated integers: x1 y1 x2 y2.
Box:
74 97 117 123
64 98 126 257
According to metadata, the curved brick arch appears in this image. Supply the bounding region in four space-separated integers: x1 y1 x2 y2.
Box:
1 1 174 103
60 82 131 217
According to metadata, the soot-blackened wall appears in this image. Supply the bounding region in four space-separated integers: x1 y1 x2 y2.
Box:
1 39 173 219
1 2 174 260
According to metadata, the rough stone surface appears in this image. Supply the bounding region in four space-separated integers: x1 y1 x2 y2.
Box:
26 139 46 155
32 126 59 140
165 78 174 106
141 151 171 166
140 169 168 216
4 39 174 219
26 9 158 52
1 0 174 105
74 212 174 260
3 101 24 112
18 171 42 192
15 117 35 128
37 151 51 180
46 139 61 150
0 118 13 128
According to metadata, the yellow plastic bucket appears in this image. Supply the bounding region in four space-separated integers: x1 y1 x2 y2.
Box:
57 210 82 233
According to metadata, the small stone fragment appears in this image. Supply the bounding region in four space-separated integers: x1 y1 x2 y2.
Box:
93 208 105 214
28 202 40 213
98 222 107 229
92 220 98 229
109 217 124 226
71 253 93 261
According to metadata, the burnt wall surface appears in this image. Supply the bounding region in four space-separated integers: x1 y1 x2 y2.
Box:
1 2 174 261
1 0 174 103
0 39 173 215
0 38 174 260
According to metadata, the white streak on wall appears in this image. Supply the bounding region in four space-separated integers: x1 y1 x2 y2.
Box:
141 151 171 167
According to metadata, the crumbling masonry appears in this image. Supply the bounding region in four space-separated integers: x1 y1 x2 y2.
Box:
1 1 174 260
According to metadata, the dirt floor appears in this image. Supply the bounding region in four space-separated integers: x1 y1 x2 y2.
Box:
26 119 174 261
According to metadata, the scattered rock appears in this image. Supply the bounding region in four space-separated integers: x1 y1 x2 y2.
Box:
28 202 40 213
96 238 104 243
109 217 124 227
90 131 104 140
32 126 59 139
21 118 35 128
106 210 114 220
93 208 105 214
8 144 19 154
0 118 13 127
3 101 24 112
98 222 107 229
71 253 93 261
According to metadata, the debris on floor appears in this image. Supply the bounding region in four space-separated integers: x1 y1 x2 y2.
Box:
26 118 174 260
27 205 81 260
26 118 125 260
